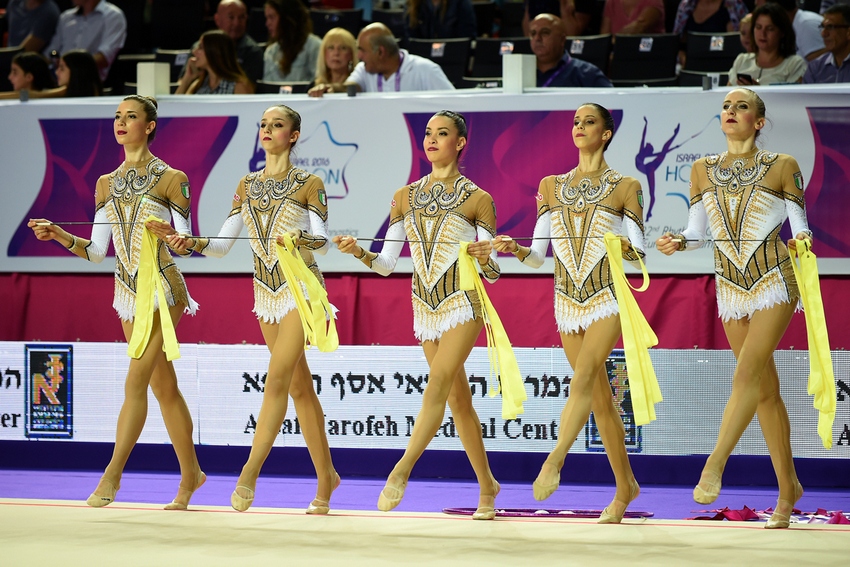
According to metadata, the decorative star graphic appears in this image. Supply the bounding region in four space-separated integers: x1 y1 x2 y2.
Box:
296 121 358 199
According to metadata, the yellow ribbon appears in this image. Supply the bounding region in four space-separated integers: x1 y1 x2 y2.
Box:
274 235 338 352
458 243 526 419
127 215 180 361
603 232 662 426
788 238 835 449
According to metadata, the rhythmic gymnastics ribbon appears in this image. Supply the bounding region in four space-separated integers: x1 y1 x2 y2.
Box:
603 232 662 426
275 234 338 352
789 238 835 449
127 215 180 361
458 243 526 419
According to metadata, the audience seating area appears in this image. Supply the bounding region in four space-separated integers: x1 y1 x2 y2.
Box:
0 0 759 91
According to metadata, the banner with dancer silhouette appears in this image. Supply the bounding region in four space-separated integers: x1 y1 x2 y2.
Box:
1 89 848 274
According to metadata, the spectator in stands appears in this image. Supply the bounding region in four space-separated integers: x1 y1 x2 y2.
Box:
601 0 666 35
56 49 103 96
6 0 60 52
728 3 807 85
43 0 127 82
740 13 754 52
821 0 850 15
329 22 454 94
0 51 55 99
803 3 850 82
523 0 604 37
181 0 264 85
307 27 358 97
176 30 254 94
767 0 828 60
262 0 321 83
530 14 613 87
673 0 749 66
404 0 477 40
673 0 749 35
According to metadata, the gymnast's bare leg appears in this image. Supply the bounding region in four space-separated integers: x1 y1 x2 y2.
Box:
90 303 203 508
695 302 801 522
532 315 639 520
424 339 500 517
231 310 325 511
378 319 498 515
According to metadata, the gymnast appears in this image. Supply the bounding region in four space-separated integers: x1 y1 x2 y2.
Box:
656 88 812 529
153 104 339 515
28 95 204 510
333 110 502 520
493 102 645 524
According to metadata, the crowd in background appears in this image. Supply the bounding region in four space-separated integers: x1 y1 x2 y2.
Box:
1 0 848 99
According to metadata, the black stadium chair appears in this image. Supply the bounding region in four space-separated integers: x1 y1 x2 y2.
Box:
685 32 744 73
460 76 503 89
678 69 729 87
609 33 679 86
248 6 268 43
110 53 156 89
255 80 311 94
406 37 473 87
473 1 497 37
155 49 192 83
0 45 24 92
566 34 612 74
110 0 147 53
310 9 363 39
499 1 526 38
371 8 405 39
470 37 531 78
150 0 205 50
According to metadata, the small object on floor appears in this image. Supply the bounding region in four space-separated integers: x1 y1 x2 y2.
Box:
443 507 654 519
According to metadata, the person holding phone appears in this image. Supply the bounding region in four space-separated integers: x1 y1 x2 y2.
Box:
728 3 806 85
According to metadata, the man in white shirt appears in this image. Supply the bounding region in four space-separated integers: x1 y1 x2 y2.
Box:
309 22 454 96
44 0 127 81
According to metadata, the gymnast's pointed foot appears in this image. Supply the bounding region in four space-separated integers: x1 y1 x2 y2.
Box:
598 479 640 524
165 470 206 510
86 477 120 508
766 482 804 529
377 474 407 512
533 462 561 501
307 471 341 515
472 478 500 520
693 468 722 505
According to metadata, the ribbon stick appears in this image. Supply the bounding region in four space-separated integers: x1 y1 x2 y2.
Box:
275 235 338 352
603 232 662 426
458 243 526 419
127 215 180 361
789 239 835 449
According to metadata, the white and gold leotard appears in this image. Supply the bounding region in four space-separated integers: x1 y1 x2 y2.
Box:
681 149 809 321
516 167 646 334
66 156 197 322
191 166 329 323
357 174 501 342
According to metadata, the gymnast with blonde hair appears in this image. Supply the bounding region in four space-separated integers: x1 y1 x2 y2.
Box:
656 88 814 529
152 104 339 515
